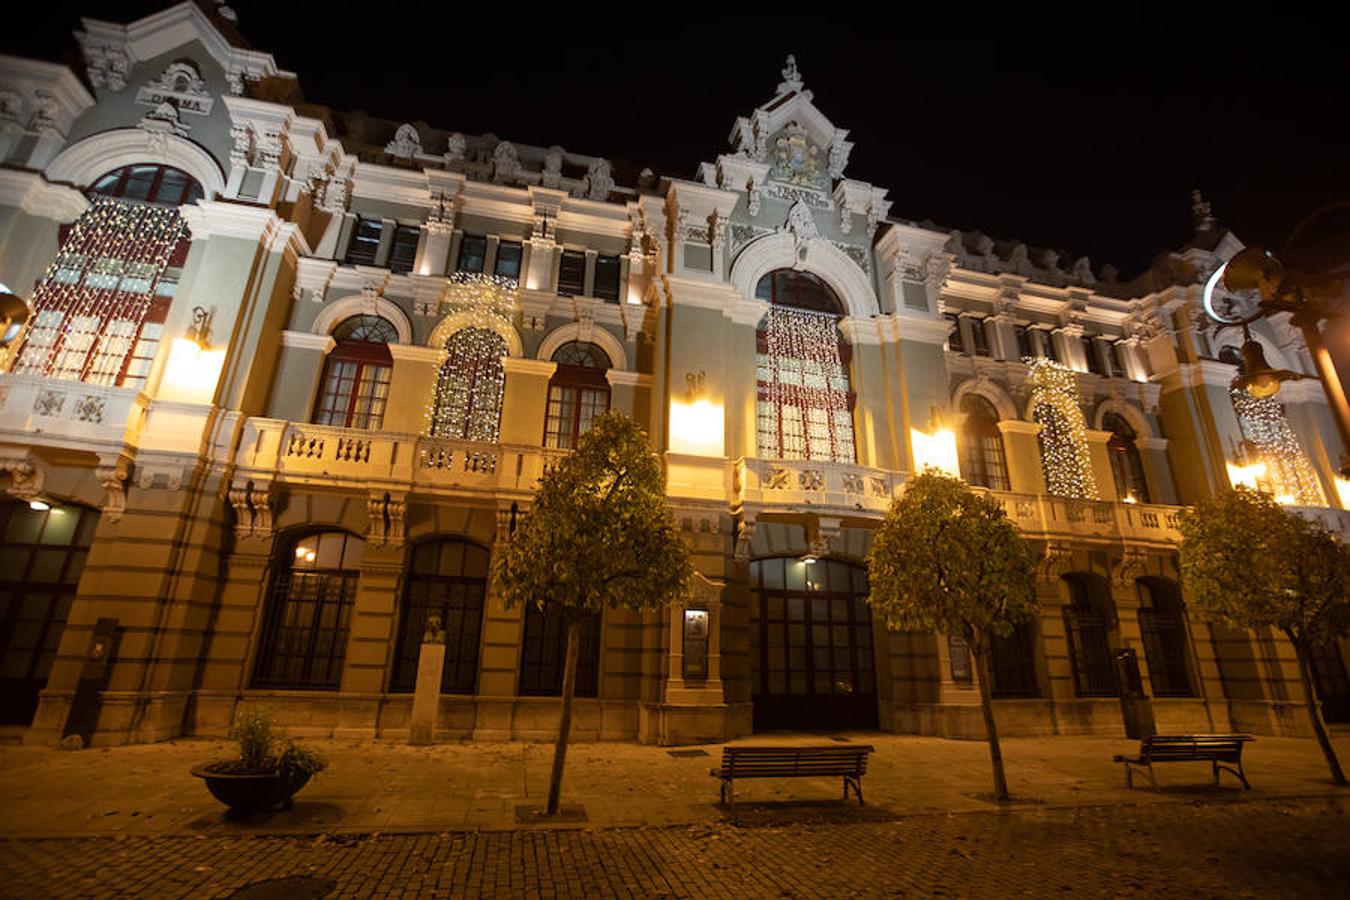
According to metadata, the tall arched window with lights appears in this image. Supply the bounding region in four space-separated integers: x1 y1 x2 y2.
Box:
312 315 397 430
544 341 611 449
754 269 855 462
428 328 507 442
957 394 1010 490
10 164 198 390
1103 412 1150 503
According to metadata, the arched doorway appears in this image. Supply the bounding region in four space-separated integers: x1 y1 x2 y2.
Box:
0 501 99 724
749 557 877 730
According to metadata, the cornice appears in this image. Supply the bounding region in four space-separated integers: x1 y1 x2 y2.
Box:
0 169 89 221
998 420 1041 435
279 330 335 352
879 312 951 346
501 357 557 378
605 370 652 388
387 343 444 364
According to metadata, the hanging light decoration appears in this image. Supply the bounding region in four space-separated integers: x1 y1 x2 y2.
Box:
11 197 187 385
756 305 854 462
1229 387 1325 506
1028 357 1098 499
423 272 518 440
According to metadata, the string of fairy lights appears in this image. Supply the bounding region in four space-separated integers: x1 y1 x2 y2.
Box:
1027 357 1099 499
424 272 517 442
12 197 186 385
755 305 854 462
1229 387 1325 506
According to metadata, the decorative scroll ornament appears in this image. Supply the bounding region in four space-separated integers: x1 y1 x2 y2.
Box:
385 123 422 159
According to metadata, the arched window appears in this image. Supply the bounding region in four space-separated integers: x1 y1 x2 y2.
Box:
312 315 397 430
1061 573 1118 697
518 605 600 697
544 341 610 449
89 164 204 206
1103 412 1150 503
747 557 877 730
958 395 1010 490
252 531 364 690
754 269 855 462
429 328 507 442
0 501 99 725
390 539 490 694
1136 578 1193 697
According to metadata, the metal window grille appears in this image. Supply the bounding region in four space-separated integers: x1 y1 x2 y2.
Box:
389 541 489 694
517 605 599 697
252 566 359 690
1138 606 1193 697
988 624 1040 698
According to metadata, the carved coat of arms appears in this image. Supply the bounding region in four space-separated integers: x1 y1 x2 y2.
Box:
772 122 825 188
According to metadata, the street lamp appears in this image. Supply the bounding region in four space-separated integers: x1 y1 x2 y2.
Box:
0 284 30 348
1201 204 1350 477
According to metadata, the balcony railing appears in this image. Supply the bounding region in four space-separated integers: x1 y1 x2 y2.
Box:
235 419 552 494
0 372 145 448
734 457 901 515
987 491 1184 544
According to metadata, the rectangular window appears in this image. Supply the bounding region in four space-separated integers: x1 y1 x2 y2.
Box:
1111 341 1131 379
969 317 990 357
945 314 964 353
387 225 420 274
345 217 384 266
593 254 621 302
457 235 487 273
313 358 391 430
1015 325 1035 360
557 250 586 296
1041 330 1059 362
1084 337 1106 375
544 384 610 449
494 241 523 279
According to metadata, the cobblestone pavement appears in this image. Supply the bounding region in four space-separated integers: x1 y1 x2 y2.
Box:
1 796 1346 899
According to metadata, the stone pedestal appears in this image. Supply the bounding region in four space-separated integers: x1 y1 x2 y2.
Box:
408 641 445 746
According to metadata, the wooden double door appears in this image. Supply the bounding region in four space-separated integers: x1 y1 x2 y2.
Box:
749 557 878 731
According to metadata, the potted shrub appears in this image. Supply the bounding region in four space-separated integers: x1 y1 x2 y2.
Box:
192 707 327 813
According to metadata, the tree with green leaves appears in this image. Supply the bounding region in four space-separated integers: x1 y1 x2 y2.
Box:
492 412 693 815
1178 487 1349 784
866 470 1039 802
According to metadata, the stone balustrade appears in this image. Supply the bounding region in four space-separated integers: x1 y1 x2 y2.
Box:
734 456 901 516
0 372 144 450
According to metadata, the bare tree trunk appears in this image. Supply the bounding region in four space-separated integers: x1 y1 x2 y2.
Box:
546 619 582 815
972 643 1010 802
1289 633 1346 785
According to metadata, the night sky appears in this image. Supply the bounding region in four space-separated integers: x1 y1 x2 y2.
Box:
8 2 1349 278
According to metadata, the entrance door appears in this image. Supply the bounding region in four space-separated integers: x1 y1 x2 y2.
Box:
750 557 878 730
1308 642 1350 724
0 502 98 724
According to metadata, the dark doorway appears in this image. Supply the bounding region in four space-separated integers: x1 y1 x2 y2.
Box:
0 502 98 724
749 557 878 730
1308 642 1350 724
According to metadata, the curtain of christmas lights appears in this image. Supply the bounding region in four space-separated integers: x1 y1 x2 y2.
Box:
430 327 507 442
755 305 854 462
423 273 517 441
1230 388 1325 506
12 197 187 385
1029 358 1098 499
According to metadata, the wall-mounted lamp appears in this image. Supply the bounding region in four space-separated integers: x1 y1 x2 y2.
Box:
0 284 31 348
669 370 724 456
161 306 225 404
910 406 960 477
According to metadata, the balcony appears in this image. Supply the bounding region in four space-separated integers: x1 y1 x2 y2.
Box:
0 373 145 451
988 491 1184 546
733 457 901 517
233 418 556 496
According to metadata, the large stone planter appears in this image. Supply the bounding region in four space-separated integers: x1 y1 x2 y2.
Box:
191 762 313 812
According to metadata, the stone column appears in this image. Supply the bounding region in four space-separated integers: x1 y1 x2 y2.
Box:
998 420 1045 494
1085 429 1117 501
1136 436 1178 504
373 218 396 268
418 222 454 277
499 357 556 447
583 249 598 297
483 235 500 276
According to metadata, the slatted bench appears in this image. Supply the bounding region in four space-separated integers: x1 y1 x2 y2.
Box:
710 744 876 809
1113 734 1255 789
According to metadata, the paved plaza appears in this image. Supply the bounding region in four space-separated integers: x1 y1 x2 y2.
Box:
0 733 1347 897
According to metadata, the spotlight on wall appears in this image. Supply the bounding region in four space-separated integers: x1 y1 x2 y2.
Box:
28 498 51 512
0 284 31 348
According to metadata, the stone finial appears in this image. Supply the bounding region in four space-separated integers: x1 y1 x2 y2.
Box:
1191 189 1216 232
777 54 804 94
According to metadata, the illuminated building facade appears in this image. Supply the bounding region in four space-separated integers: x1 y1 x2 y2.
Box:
1 3 1348 747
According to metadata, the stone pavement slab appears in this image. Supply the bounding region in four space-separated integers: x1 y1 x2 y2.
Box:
1 796 1346 898
0 732 1345 835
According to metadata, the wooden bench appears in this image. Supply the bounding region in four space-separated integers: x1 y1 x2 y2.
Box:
710 744 875 809
1113 734 1254 789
